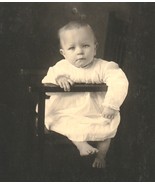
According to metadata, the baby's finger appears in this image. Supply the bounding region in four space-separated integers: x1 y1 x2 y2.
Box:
107 114 114 119
59 81 64 89
102 114 108 119
64 81 70 91
62 83 67 91
66 82 71 91
67 79 74 86
103 114 112 119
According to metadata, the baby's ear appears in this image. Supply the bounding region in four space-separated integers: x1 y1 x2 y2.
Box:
60 49 65 57
94 42 98 56
95 42 99 50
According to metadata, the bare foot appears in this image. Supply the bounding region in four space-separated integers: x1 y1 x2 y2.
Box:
92 139 111 168
92 151 106 168
72 141 98 156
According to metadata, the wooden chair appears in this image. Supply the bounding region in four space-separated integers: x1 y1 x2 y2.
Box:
29 83 107 180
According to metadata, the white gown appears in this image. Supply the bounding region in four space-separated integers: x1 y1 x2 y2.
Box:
42 58 129 142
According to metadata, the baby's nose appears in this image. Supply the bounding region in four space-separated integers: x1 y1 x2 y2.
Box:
76 47 84 54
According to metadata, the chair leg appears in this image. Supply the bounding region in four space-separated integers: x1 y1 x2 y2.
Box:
37 91 46 177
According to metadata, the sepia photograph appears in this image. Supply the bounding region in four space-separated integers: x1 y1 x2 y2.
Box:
0 1 155 182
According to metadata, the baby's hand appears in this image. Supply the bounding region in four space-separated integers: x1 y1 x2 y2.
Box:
56 75 74 91
102 106 118 120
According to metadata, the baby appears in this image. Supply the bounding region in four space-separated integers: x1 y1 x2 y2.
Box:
42 20 129 168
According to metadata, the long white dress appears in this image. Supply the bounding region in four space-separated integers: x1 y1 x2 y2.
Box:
42 58 129 141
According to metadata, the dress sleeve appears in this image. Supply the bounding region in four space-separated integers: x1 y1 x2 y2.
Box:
102 62 129 111
42 66 58 84
42 60 68 85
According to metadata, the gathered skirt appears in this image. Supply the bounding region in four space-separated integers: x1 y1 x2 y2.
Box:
44 92 120 142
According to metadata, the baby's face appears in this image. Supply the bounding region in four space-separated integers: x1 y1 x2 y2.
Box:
60 27 97 68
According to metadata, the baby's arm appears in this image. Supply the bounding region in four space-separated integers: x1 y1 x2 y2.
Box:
102 62 129 111
56 75 74 91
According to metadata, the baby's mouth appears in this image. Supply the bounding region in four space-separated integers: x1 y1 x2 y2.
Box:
76 58 86 61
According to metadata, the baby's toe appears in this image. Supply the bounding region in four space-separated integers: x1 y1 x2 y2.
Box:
92 158 106 168
95 149 99 153
92 159 98 168
91 148 98 154
87 149 94 155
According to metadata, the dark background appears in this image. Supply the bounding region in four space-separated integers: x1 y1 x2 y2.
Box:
0 2 155 182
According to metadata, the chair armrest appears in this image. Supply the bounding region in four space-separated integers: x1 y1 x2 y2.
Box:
29 83 107 93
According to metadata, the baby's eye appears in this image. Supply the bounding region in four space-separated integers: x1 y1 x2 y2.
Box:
83 44 90 48
68 47 75 50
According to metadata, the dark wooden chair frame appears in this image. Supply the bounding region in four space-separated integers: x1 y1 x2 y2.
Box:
29 83 107 142
29 83 107 175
